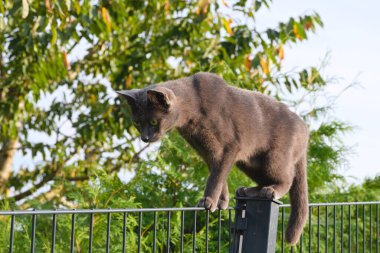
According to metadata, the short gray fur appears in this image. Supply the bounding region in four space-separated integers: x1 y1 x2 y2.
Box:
117 72 309 244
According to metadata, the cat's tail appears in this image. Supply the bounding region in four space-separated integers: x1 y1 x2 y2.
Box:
285 155 309 245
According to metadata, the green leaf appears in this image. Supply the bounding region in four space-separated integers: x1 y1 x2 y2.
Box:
22 0 29 18
65 0 71 11
0 16 4 31
0 0 4 14
51 23 57 45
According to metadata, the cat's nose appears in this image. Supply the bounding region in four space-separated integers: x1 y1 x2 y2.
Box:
141 136 150 142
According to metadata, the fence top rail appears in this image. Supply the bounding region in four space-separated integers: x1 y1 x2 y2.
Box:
0 206 211 215
0 201 379 215
280 200 380 208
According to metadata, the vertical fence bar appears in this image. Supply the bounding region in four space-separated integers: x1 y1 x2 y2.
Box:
326 206 328 253
228 209 232 253
318 206 320 253
166 211 171 253
309 206 312 253
281 207 284 253
300 233 303 253
180 211 184 253
334 205 337 253
232 209 238 253
233 207 239 253
51 213 56 253
341 205 344 253
370 205 373 253
193 210 197 253
122 212 127 253
30 214 36 253
153 211 157 253
106 212 111 253
88 212 93 253
364 205 366 252
376 204 379 253
9 215 15 253
349 205 352 253
356 205 359 253
218 209 221 253
205 210 209 253
70 213 75 253
138 212 142 253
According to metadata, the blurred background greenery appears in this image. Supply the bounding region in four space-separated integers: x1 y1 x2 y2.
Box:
0 0 379 251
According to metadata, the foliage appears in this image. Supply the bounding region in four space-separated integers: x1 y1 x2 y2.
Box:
0 0 372 251
0 0 345 207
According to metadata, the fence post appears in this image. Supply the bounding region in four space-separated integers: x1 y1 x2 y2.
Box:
232 197 281 253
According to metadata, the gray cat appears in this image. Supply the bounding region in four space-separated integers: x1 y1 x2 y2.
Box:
117 72 309 245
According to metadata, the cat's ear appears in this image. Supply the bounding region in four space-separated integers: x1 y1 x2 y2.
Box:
147 87 176 112
116 89 140 110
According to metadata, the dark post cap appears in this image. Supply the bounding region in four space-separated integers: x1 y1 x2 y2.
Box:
234 196 283 205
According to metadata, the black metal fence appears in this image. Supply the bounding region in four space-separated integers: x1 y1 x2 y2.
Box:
281 201 380 253
0 201 379 252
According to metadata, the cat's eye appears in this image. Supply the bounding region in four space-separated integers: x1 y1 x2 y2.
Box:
150 119 158 126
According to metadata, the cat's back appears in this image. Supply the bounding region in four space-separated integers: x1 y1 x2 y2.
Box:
187 72 248 99
165 72 303 127
190 72 229 91
159 72 227 98
188 72 307 139
189 72 252 110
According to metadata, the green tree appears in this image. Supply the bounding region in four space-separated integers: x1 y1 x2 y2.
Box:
0 0 349 210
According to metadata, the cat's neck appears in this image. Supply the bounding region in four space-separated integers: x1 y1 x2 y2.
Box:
173 96 198 129
164 79 199 129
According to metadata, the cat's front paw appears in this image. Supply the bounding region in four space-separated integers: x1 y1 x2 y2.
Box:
217 198 229 210
197 197 217 212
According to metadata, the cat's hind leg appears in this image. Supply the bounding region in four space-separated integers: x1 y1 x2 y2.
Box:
236 151 295 200
235 161 266 198
254 151 295 200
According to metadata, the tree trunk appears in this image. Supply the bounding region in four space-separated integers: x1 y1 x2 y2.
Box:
0 138 18 195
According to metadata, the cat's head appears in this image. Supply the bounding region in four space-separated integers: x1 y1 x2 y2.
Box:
117 86 178 143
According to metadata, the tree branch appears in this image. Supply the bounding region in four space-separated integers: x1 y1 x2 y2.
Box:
5 143 148 200
60 144 150 181
7 167 59 201
62 163 123 181
131 144 150 163
18 185 64 209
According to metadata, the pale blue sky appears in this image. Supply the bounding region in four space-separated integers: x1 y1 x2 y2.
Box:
255 0 380 182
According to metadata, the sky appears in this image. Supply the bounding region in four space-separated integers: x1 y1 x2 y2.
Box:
254 0 380 182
